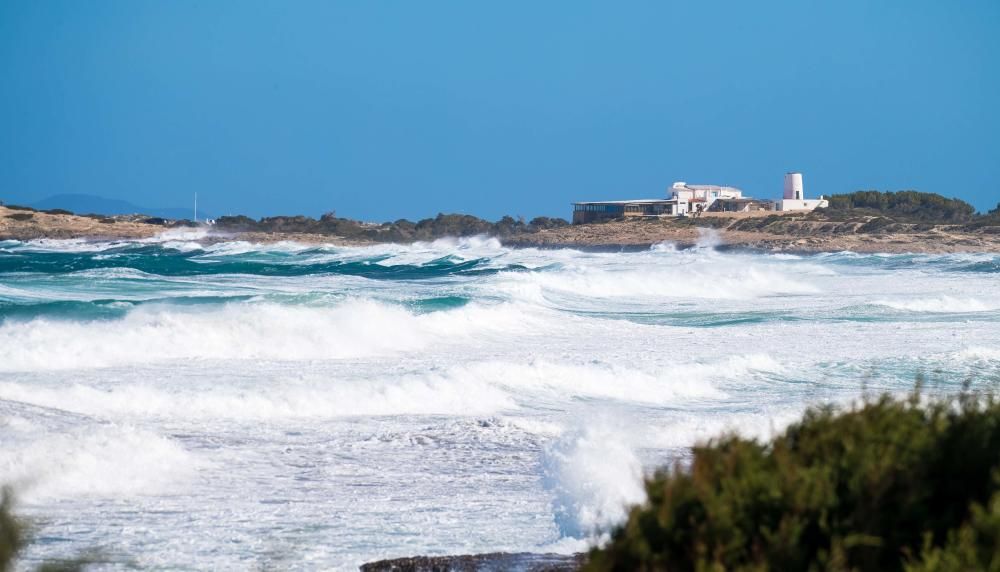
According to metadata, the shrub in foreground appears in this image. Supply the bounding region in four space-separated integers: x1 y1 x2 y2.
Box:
587 393 1000 571
0 489 24 572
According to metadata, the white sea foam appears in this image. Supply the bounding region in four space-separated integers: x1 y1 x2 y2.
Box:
9 238 125 253
0 426 202 503
874 296 1000 313
0 299 552 371
488 242 827 303
141 227 211 243
0 354 771 419
495 261 818 302
465 355 779 404
3 237 1000 568
0 374 516 419
4 228 212 254
417 235 505 252
352 235 508 267
953 346 1000 361
649 408 807 449
694 227 723 249
543 421 646 540
201 240 322 256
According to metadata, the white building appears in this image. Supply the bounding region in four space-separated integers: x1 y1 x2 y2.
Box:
669 182 744 213
570 179 773 223
778 172 828 212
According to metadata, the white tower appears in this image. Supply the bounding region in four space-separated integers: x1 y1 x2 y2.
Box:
783 172 804 200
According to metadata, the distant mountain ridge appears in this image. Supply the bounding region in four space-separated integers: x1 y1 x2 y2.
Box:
29 194 209 220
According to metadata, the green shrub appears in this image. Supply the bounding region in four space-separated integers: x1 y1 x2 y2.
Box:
587 392 1000 572
0 487 111 571
528 216 570 231
3 205 37 212
5 213 33 222
214 215 259 230
823 191 976 223
904 493 1000 571
214 212 570 241
0 488 24 572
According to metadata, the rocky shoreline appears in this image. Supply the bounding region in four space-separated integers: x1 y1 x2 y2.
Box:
3 206 999 254
502 217 1000 254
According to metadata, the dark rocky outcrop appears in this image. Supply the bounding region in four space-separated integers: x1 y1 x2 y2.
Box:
360 552 585 572
213 213 570 243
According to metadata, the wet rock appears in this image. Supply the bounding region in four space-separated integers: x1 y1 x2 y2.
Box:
359 552 586 572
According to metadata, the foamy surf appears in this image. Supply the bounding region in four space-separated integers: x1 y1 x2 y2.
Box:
0 425 203 503
543 421 646 540
873 296 1000 313
0 299 554 371
2 238 999 569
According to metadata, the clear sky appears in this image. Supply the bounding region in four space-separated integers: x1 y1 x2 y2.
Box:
1 1 998 221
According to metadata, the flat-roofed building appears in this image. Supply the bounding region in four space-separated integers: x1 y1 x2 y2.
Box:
572 199 685 224
669 182 744 205
571 181 755 224
708 198 775 212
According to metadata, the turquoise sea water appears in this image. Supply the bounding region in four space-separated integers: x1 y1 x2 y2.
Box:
1 230 999 569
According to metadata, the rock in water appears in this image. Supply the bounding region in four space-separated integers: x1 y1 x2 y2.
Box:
359 552 586 572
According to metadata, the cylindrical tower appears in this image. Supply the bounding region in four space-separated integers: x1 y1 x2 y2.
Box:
783 172 803 200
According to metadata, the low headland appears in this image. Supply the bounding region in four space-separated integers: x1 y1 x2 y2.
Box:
2 190 1000 253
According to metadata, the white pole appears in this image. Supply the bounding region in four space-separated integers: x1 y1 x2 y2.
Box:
194 192 198 223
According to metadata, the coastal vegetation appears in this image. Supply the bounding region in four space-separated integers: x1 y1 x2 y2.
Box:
677 191 1000 238
214 212 569 242
1 488 101 571
0 489 22 572
819 190 977 223
586 388 1000 572
966 202 1000 230
5 192 1000 251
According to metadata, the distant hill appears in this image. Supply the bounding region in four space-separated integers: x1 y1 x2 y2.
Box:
29 194 209 220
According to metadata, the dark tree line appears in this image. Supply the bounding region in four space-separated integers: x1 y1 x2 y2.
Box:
213 212 569 242
822 190 978 223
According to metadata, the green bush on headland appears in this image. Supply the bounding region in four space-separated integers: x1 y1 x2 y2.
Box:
587 391 1000 572
214 212 570 242
821 191 977 223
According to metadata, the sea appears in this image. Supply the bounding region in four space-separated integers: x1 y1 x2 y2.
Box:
1 229 998 570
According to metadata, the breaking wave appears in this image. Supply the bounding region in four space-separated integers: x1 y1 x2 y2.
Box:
3 235 1000 567
953 346 1000 361
0 355 777 419
873 296 1000 313
0 425 202 503
543 421 646 540
0 299 556 371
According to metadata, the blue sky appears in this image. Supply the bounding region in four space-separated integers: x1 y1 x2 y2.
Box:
1 1 998 220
